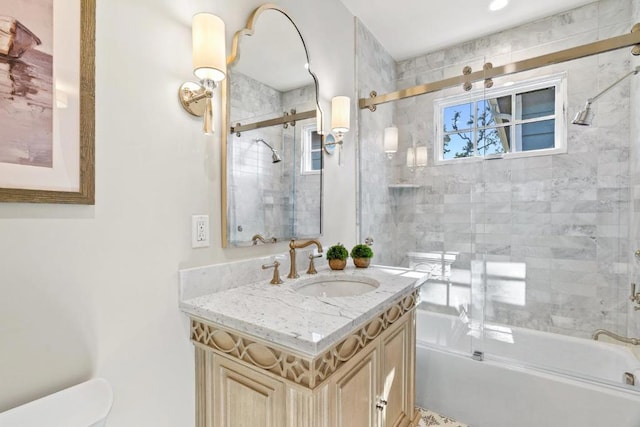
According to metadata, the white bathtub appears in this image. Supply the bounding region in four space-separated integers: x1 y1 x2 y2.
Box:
415 310 640 427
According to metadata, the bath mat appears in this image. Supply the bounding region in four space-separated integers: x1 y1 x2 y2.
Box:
416 407 469 427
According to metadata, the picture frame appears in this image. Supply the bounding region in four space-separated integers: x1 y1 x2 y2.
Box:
0 0 95 204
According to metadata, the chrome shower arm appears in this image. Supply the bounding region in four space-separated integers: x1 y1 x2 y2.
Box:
255 138 275 151
254 138 282 163
586 65 640 105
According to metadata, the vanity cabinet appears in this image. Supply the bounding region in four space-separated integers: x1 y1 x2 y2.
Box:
212 355 286 426
190 291 419 427
331 313 415 427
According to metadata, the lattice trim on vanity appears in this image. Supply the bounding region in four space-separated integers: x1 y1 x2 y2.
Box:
190 290 418 389
192 321 313 385
313 290 417 385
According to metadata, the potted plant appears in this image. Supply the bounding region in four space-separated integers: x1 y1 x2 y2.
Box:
326 243 348 270
351 244 373 268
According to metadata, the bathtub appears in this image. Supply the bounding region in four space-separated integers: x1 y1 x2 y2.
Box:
415 310 640 427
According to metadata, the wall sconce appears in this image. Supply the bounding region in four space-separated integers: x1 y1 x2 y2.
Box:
384 126 398 159
407 145 427 171
331 96 350 143
178 13 227 135
324 96 351 164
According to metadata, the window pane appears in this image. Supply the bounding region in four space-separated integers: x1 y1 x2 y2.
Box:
478 126 510 156
518 87 555 120
478 95 512 126
311 131 322 150
311 151 322 170
443 102 474 132
443 132 474 159
517 120 554 151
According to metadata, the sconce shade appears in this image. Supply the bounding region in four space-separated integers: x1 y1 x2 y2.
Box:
331 96 350 134
383 126 398 155
407 146 427 167
193 13 227 82
416 146 428 166
406 148 414 167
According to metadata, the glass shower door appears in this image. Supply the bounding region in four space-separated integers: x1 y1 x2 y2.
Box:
473 57 638 390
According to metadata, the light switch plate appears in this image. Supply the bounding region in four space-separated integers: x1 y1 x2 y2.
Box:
192 215 210 248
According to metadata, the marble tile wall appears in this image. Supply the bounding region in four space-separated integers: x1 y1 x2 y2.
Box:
282 85 322 238
356 19 398 262
357 0 636 338
229 72 289 243
227 72 321 243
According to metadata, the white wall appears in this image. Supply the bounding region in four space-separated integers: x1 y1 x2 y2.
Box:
0 0 356 425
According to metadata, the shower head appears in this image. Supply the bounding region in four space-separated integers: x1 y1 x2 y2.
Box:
270 151 282 163
255 138 282 163
572 66 640 127
572 103 593 126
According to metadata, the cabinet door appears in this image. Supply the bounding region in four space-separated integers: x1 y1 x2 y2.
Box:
213 355 286 427
332 346 379 427
379 314 414 427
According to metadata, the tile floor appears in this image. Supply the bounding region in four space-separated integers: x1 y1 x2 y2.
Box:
417 407 469 427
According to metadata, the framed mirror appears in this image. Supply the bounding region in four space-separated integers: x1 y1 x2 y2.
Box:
222 4 323 247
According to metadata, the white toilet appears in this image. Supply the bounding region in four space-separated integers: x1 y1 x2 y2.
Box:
0 378 113 427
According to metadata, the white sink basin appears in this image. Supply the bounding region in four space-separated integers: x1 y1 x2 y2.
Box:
295 276 380 297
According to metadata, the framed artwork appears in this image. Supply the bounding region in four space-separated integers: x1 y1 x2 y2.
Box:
0 0 95 204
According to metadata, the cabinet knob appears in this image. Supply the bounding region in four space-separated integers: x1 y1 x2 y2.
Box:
375 399 388 411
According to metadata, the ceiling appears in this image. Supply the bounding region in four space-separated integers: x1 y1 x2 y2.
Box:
339 0 596 60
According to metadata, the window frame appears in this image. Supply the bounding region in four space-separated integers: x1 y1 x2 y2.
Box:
434 73 567 165
301 123 322 175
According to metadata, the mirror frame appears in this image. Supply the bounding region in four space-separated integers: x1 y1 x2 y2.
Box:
221 3 324 248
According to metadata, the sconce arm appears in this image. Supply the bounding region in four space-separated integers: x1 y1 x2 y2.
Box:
186 88 213 105
178 80 217 119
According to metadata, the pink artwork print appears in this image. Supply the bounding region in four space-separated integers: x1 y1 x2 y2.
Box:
0 0 53 167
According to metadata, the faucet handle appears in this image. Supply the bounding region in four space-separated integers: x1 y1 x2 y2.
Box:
253 234 277 245
262 261 283 285
307 253 322 275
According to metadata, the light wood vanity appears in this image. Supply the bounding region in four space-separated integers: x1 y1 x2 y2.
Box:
181 267 425 427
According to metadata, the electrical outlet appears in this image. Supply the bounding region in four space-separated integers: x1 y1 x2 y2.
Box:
192 215 210 248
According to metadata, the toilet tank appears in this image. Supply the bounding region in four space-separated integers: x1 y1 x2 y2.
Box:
0 378 113 427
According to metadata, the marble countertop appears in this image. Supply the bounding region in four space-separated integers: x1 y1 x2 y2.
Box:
180 265 428 357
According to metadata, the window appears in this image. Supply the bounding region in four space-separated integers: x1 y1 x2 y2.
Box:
301 123 322 174
434 74 566 164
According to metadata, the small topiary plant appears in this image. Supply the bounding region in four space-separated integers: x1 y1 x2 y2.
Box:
351 244 374 259
326 243 349 261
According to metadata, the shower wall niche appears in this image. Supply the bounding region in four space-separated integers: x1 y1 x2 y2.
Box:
357 0 638 341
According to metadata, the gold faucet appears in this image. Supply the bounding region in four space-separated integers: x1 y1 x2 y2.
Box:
288 239 323 278
252 234 277 245
592 329 640 345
